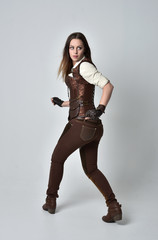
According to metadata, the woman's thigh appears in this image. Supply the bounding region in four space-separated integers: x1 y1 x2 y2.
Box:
79 140 100 174
51 119 103 164
51 120 83 163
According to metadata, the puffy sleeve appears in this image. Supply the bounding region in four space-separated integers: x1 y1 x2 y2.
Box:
80 62 110 88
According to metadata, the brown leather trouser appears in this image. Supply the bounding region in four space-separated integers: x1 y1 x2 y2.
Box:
46 118 117 206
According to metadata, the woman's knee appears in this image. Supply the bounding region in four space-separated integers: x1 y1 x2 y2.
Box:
83 166 98 178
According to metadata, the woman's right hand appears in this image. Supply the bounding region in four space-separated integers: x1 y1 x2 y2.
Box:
51 97 64 107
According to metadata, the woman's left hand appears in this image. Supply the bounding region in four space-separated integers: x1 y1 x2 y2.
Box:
85 109 102 120
85 105 106 120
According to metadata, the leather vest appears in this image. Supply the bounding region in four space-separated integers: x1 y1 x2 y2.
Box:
65 58 95 120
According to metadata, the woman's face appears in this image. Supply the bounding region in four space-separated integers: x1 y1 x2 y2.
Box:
69 39 85 65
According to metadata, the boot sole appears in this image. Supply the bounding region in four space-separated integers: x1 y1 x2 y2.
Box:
48 208 56 214
42 206 56 214
102 214 122 223
113 214 122 221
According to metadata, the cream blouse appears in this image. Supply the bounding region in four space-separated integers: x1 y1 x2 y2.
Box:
68 57 110 88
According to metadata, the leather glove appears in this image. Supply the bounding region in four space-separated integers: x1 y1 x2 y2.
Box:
52 97 64 107
85 104 106 120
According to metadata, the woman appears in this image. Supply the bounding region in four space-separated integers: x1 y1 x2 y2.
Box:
42 32 122 223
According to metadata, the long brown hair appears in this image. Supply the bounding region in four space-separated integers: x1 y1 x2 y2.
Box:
58 32 92 81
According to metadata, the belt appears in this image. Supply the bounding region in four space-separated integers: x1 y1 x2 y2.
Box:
75 116 101 124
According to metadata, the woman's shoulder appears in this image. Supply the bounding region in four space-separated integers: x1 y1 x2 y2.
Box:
73 58 96 76
79 58 96 70
81 57 94 65
79 57 97 72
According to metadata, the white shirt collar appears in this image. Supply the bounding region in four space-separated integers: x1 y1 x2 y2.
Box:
72 56 85 69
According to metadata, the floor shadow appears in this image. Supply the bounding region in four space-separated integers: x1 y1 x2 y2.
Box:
116 216 130 225
56 193 99 213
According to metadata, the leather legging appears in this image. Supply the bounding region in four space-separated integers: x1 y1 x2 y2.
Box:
46 118 116 206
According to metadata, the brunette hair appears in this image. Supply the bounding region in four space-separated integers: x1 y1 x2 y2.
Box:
58 32 92 81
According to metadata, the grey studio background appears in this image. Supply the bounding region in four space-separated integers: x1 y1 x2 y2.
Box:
0 0 158 239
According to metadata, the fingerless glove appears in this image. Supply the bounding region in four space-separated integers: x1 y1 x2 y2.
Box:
52 97 64 107
85 104 106 120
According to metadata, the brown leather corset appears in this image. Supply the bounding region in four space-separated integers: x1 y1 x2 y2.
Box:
65 58 95 120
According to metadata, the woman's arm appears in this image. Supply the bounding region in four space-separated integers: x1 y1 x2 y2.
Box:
61 101 69 107
51 97 69 107
99 82 114 107
79 62 114 119
85 82 114 120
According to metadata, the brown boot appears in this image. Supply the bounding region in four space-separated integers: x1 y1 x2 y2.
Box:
42 196 56 214
102 202 122 223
